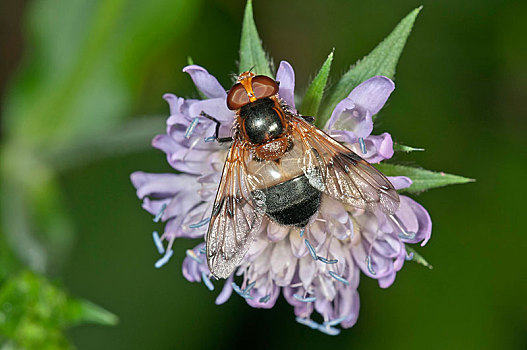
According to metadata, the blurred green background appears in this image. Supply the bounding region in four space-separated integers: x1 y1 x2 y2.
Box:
1 0 526 349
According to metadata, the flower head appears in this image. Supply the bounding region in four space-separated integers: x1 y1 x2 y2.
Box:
131 61 431 335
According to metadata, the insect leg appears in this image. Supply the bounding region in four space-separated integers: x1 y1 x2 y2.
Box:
200 111 233 143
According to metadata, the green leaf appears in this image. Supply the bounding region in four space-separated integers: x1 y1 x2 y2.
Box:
65 299 118 327
239 0 272 76
0 271 117 349
374 163 474 193
319 6 422 125
406 246 433 269
393 143 425 152
302 50 334 120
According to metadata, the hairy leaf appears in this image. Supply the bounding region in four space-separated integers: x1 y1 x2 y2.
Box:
319 7 422 125
406 246 433 269
374 163 474 193
239 0 272 76
302 50 334 122
393 143 425 152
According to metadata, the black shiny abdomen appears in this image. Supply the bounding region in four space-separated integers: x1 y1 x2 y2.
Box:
260 175 322 227
240 98 283 144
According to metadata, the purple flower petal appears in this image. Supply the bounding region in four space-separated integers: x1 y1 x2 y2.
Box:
162 93 185 116
348 75 395 116
245 229 269 260
397 196 432 246
246 281 280 309
326 99 373 139
271 239 297 286
365 133 394 163
289 230 308 258
267 221 289 242
275 61 296 110
215 275 234 305
326 76 394 137
283 285 313 318
320 197 349 224
151 133 181 157
327 129 358 145
388 176 413 190
188 98 235 124
299 255 317 288
367 232 403 259
307 221 327 249
131 172 194 199
183 65 226 99
328 132 394 164
182 243 208 282
378 271 396 289
393 246 407 271
351 241 394 279
339 289 360 328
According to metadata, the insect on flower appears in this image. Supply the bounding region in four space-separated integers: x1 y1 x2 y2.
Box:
203 71 400 279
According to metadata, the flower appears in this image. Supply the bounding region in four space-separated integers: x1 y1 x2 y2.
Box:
131 61 432 335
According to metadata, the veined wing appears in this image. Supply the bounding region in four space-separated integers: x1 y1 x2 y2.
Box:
206 138 266 279
291 116 399 214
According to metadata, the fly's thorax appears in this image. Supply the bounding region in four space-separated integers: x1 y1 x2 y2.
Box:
238 97 286 145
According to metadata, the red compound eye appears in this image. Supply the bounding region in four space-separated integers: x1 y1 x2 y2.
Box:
226 83 250 110
252 75 279 99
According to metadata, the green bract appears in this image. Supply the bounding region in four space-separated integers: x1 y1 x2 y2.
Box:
301 51 334 118
239 0 273 76
374 163 474 193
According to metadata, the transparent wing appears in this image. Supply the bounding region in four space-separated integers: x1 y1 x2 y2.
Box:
291 116 400 214
206 139 266 279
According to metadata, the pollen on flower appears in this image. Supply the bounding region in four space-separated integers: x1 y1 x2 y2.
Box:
152 231 165 254
155 250 174 269
189 217 210 228
153 203 167 223
152 231 177 268
185 117 200 139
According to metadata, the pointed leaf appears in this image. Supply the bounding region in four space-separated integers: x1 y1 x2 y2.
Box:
302 50 334 120
239 0 272 76
374 163 474 193
394 143 425 152
65 299 119 327
320 7 422 125
406 246 433 269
